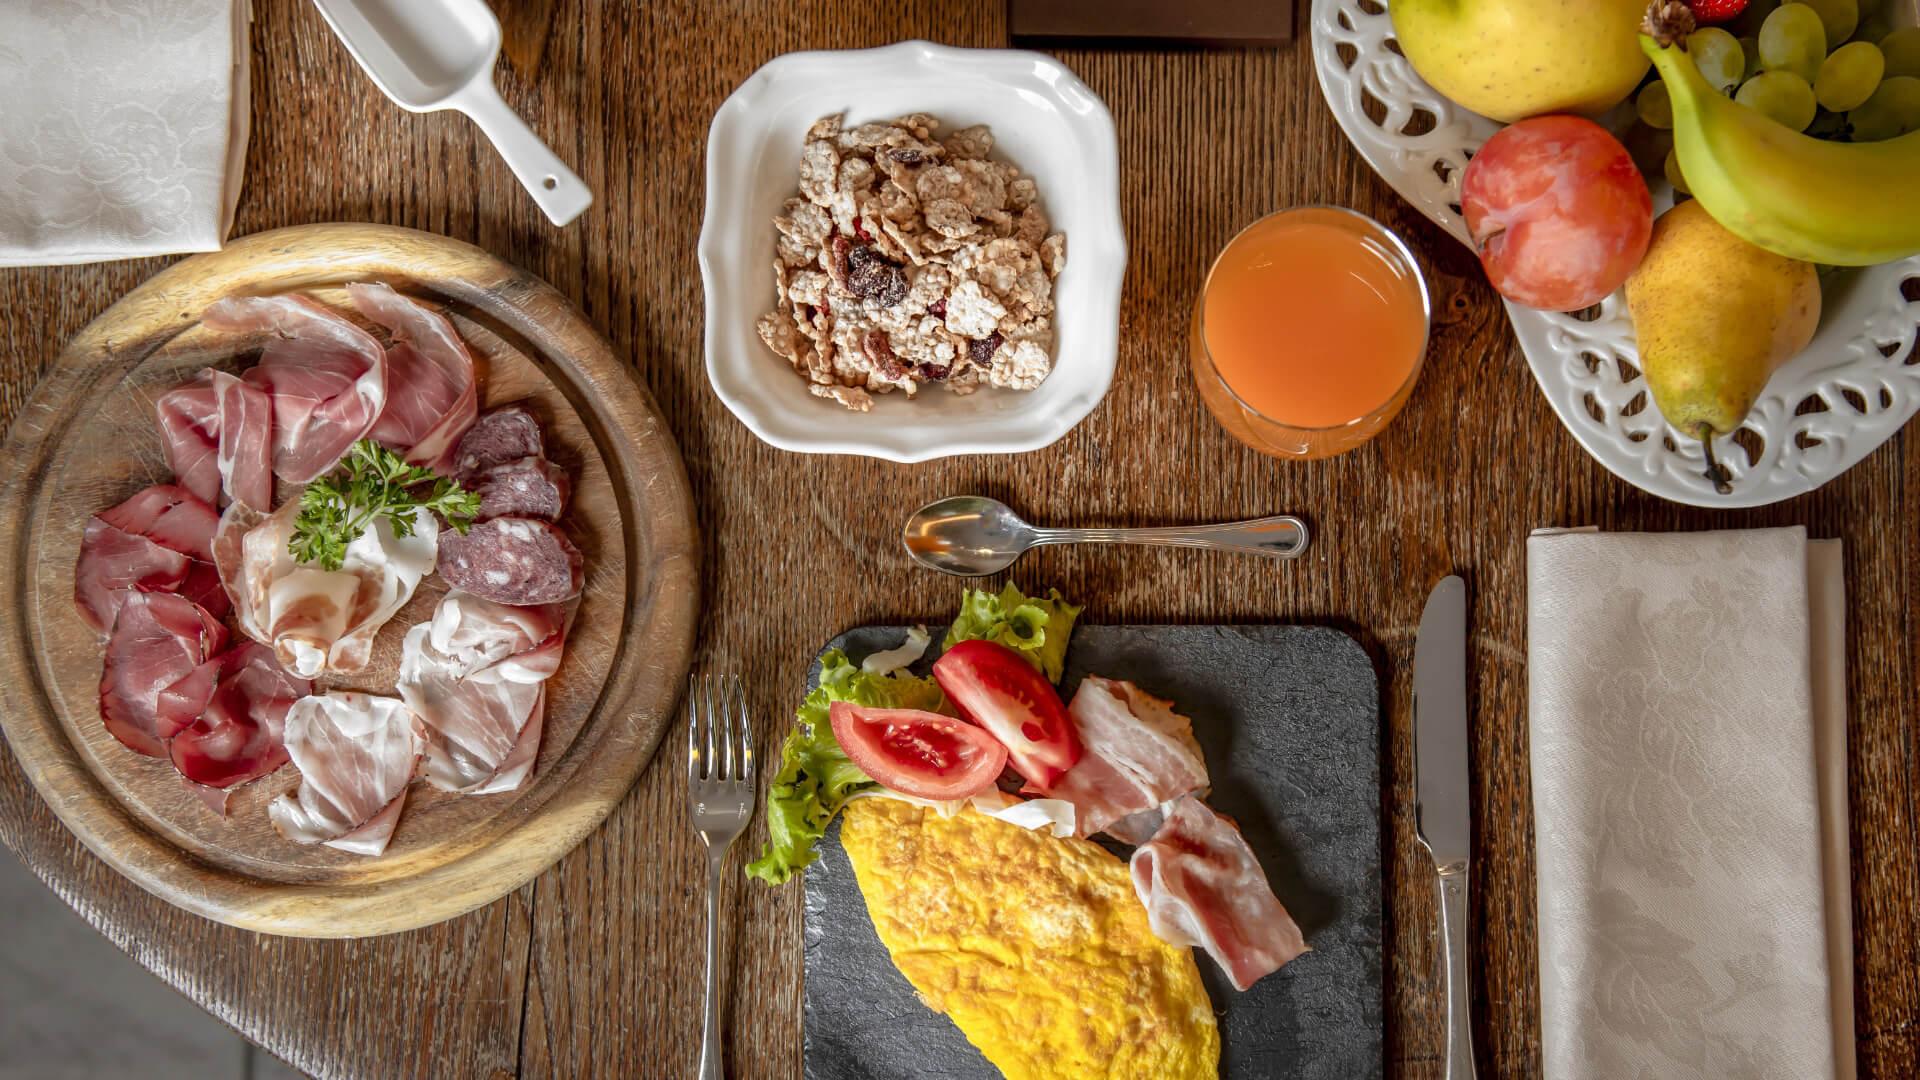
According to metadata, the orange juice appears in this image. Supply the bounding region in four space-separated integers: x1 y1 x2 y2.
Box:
1190 207 1430 459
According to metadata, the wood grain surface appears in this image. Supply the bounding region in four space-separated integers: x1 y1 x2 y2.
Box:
0 1 1914 1077
0 224 698 937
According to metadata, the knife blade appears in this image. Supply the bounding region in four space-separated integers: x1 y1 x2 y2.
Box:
1414 575 1470 868
1414 574 1477 1080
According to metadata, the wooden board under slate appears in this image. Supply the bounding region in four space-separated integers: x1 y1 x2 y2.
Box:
803 624 1383 1079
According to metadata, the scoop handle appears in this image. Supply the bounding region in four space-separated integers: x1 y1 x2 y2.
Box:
456 78 593 226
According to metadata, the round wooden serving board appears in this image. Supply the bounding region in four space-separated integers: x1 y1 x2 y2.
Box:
0 224 699 937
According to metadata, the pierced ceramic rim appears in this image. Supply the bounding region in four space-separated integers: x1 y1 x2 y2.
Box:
696 40 1126 462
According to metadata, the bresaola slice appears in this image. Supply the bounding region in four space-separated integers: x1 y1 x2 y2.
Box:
98 592 228 757
438 517 583 605
164 643 310 790
1129 795 1309 992
203 294 388 484
350 283 478 471
268 692 421 856
75 484 228 634
208 369 274 510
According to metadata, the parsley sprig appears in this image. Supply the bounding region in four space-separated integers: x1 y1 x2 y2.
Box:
289 440 481 570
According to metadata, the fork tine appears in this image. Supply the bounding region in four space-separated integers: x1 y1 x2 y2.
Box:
718 675 737 782
702 672 719 781
733 677 754 785
686 674 702 785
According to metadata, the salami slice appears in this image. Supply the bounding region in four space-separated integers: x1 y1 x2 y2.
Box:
438 517 584 605
472 456 570 522
452 404 544 481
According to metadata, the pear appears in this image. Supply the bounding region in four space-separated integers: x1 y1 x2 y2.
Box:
1625 199 1820 492
1390 0 1649 123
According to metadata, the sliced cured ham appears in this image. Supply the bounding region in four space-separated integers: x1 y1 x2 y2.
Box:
154 378 221 505
75 484 227 633
398 591 571 794
158 642 310 791
348 283 479 471
452 403 544 481
98 591 228 757
202 294 388 483
208 369 274 510
1130 795 1309 992
1047 677 1209 842
268 692 421 856
214 500 438 678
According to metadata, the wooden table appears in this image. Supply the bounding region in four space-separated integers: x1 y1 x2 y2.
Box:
1 2 1915 1077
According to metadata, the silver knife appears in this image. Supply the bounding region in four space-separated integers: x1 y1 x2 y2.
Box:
1414 575 1476 1080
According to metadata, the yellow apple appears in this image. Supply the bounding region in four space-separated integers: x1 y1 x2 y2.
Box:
1389 0 1650 123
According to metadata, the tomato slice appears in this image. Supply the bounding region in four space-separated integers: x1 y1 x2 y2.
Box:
932 639 1082 791
829 703 1008 800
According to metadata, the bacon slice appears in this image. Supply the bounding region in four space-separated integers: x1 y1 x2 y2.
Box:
213 500 438 678
75 484 227 634
98 592 228 757
268 692 421 856
349 283 478 472
159 642 310 791
1129 795 1309 992
398 591 570 794
203 294 388 484
154 378 221 505
1047 677 1209 842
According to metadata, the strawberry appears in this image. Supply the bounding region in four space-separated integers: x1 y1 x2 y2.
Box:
1689 0 1747 23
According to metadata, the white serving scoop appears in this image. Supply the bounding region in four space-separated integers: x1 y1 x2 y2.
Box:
311 0 592 226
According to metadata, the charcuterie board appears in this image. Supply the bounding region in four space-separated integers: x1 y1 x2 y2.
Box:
0 224 699 937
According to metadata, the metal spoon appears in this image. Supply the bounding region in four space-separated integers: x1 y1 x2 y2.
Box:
902 496 1310 577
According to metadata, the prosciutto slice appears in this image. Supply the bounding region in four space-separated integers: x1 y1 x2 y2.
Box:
74 484 227 633
398 592 570 794
202 294 388 483
213 500 438 678
159 642 310 791
1046 677 1209 842
98 592 228 757
349 283 478 471
1130 795 1309 992
268 692 421 856
208 369 275 510
154 379 221 505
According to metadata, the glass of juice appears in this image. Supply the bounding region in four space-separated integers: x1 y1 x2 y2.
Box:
1190 206 1431 460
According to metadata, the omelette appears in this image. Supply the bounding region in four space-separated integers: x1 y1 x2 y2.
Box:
839 797 1220 1080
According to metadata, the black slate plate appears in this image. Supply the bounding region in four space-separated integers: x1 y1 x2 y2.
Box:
802 624 1383 1080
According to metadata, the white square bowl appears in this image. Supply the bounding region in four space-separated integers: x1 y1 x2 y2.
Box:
698 42 1125 462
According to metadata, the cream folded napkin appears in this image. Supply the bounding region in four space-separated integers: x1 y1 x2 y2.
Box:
1528 526 1854 1080
0 0 250 266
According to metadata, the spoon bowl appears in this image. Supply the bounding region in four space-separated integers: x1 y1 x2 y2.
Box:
902 496 1310 577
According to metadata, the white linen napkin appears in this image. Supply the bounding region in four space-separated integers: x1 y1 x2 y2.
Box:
0 0 250 266
1528 526 1854 1080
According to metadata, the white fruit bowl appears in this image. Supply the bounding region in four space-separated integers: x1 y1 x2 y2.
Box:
1311 0 1920 508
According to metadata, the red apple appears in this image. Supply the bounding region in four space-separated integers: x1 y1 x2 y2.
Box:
1460 115 1652 312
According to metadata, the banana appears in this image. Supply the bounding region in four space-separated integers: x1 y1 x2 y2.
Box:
1643 29 1920 266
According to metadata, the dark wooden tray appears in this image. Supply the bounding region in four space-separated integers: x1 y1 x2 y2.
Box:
803 623 1384 1079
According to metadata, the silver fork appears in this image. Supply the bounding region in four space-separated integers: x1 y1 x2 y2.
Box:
687 673 755 1080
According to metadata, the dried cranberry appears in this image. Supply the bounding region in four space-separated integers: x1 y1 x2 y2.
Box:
862 330 908 379
967 332 1004 367
852 217 873 243
927 298 947 319
826 234 853 293
846 245 908 307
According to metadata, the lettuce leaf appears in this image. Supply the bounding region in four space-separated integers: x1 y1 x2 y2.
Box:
943 583 1082 683
744 648 945 885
